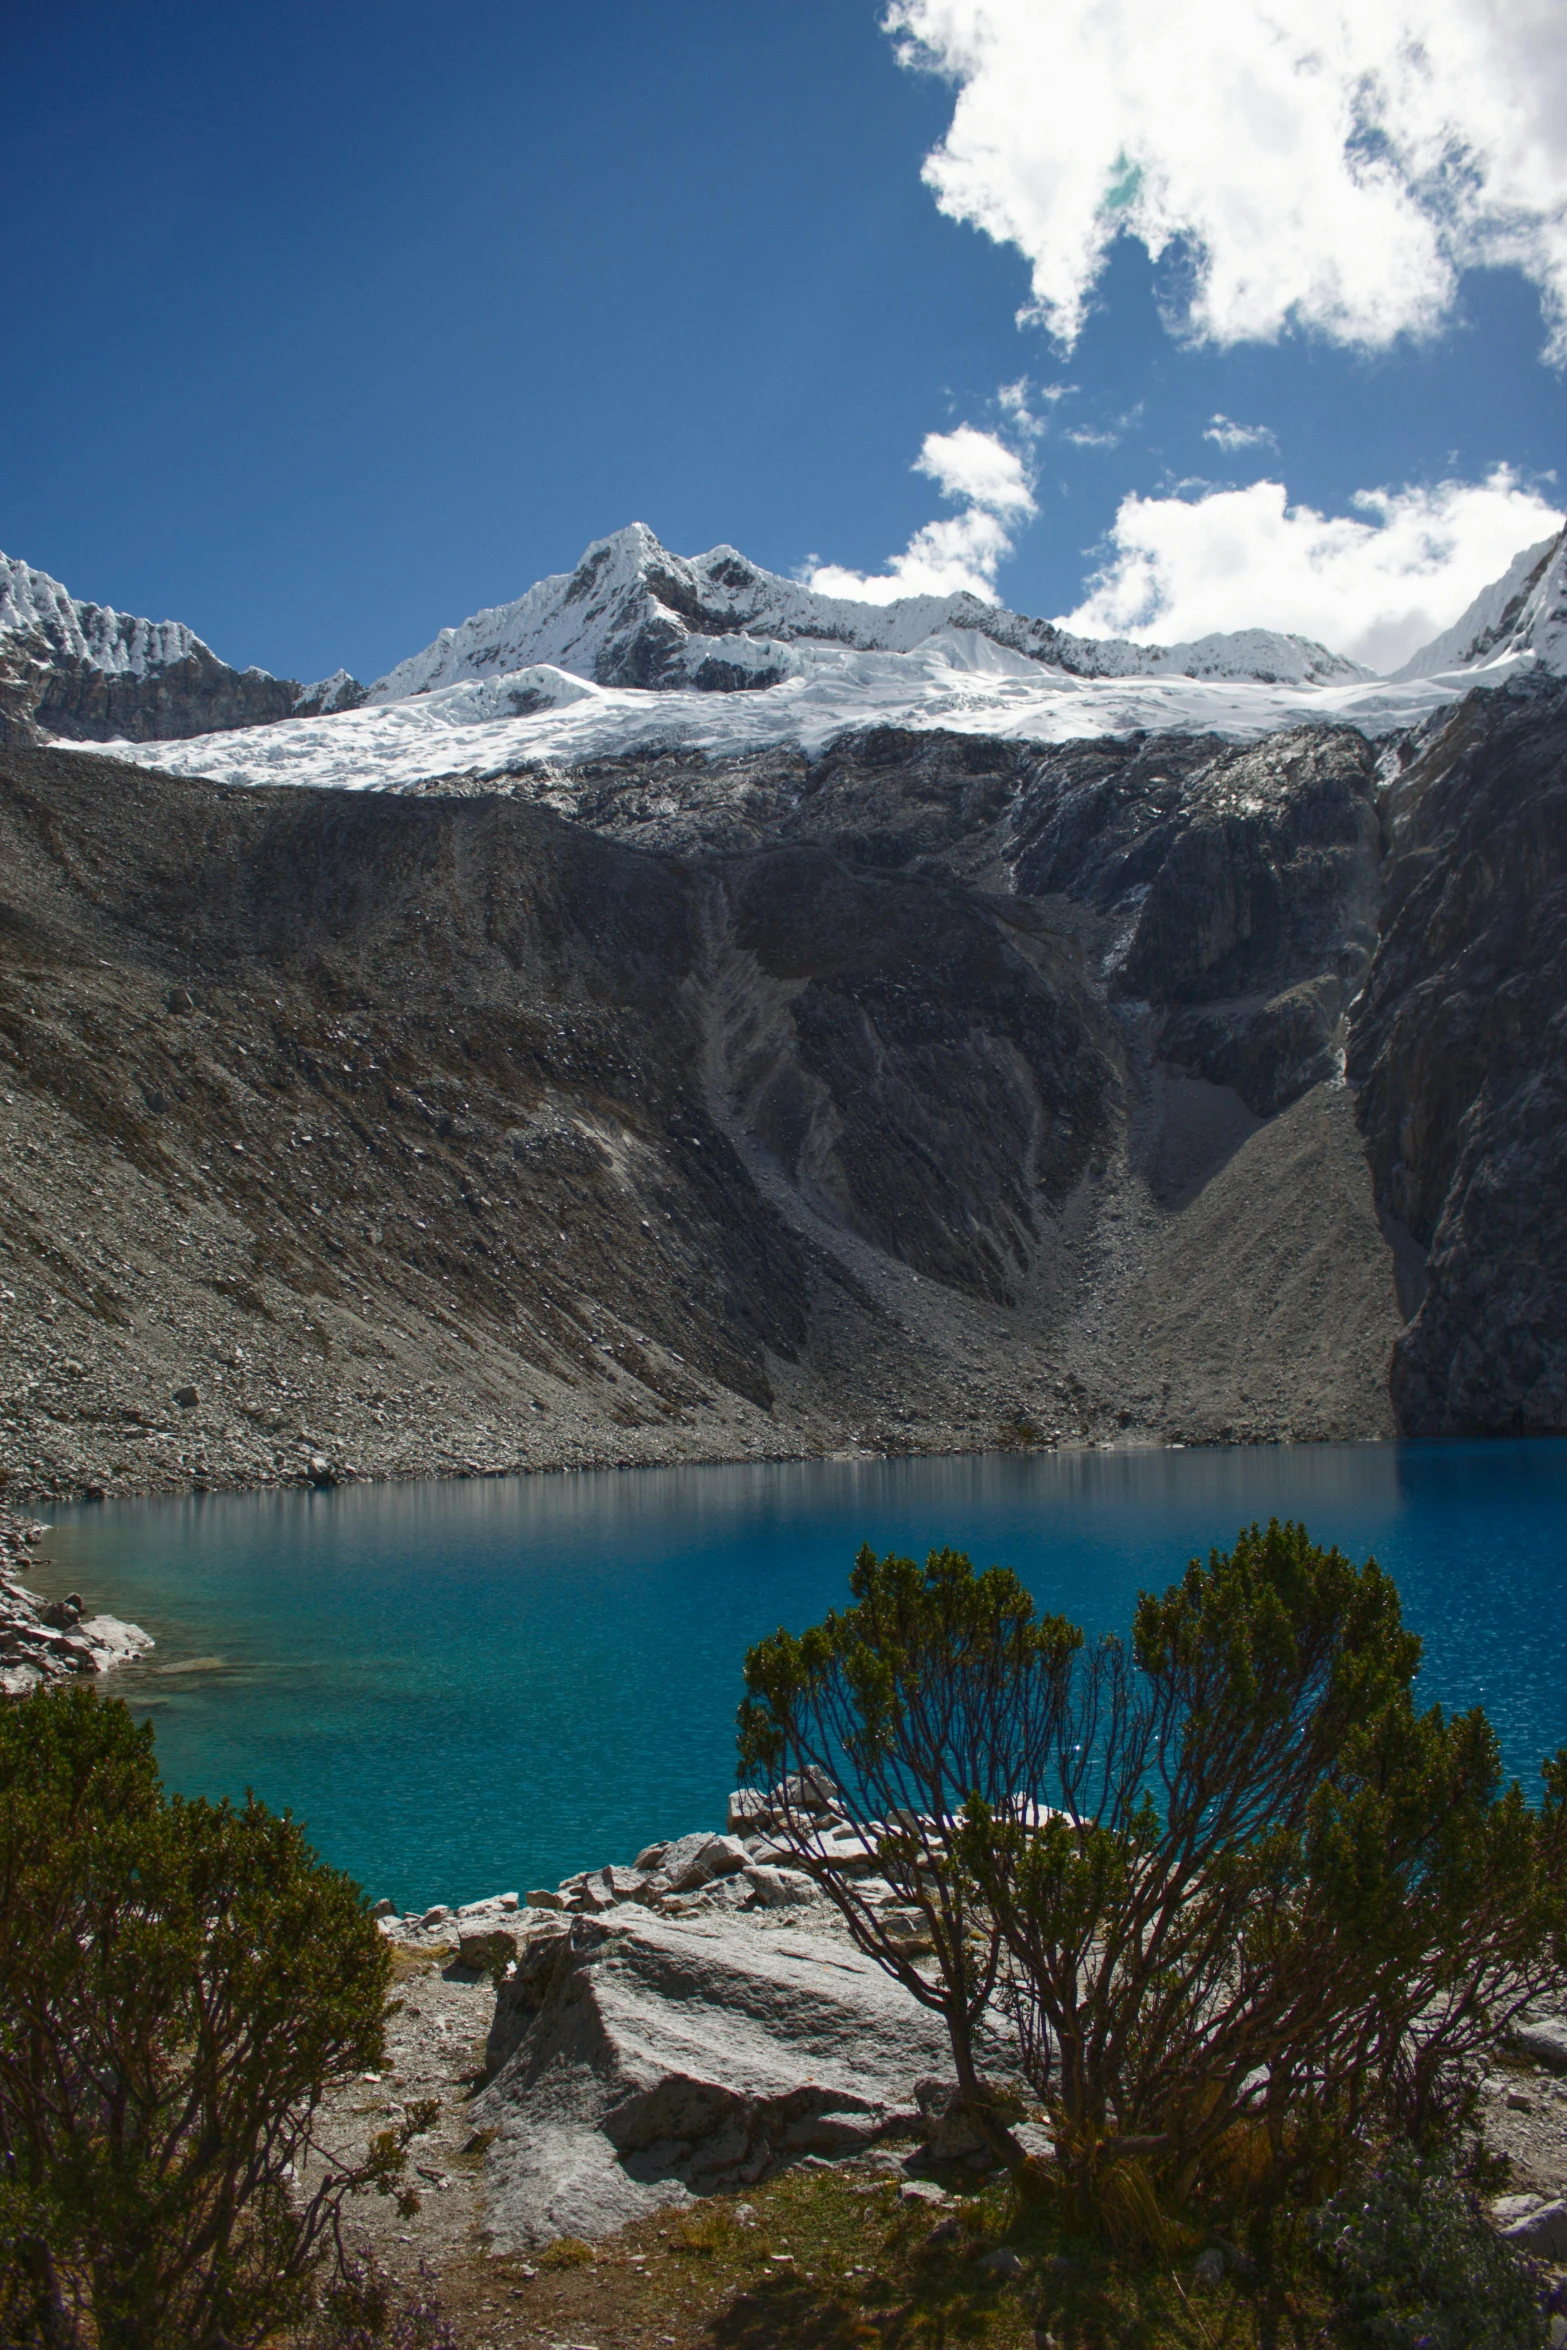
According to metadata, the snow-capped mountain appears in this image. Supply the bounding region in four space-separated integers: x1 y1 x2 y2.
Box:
6 522 1566 796
1392 527 1567 680
0 553 361 744
368 521 1369 701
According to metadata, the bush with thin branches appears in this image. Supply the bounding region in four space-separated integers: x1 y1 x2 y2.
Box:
739 1523 1567 2221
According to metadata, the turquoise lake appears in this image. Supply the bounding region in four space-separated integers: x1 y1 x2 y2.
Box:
35 1442 1567 1914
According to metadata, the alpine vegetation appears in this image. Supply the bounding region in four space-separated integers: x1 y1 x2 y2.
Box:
0 1688 436 2350
739 1523 1567 2232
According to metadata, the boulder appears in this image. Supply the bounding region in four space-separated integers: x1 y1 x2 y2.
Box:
460 1925 521 1974
646 1832 749 1896
1513 2016 1567 2074
1502 2200 1567 2262
476 1908 1015 2248
743 1865 815 1909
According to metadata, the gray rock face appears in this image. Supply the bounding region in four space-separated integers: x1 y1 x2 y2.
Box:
1350 679 1567 1433
1501 2198 1567 2261
1514 2016 1567 2074
1010 725 1383 1119
0 553 363 746
476 1908 989 2246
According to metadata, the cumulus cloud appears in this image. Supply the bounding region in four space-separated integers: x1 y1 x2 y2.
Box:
1060 467 1564 669
886 0 1567 360
806 424 1037 602
914 424 1035 515
1204 415 1277 452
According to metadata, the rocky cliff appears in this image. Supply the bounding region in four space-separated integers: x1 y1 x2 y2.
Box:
0 553 363 746
1349 678 1567 1433
0 677 1561 1498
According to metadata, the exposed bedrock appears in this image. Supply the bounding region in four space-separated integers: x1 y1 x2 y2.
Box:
0 687 1560 1494
0 632 361 748
1349 679 1567 1435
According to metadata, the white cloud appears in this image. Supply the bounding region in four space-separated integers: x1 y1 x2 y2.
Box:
1065 426 1121 450
914 424 1036 515
886 0 1567 360
1204 414 1277 452
1060 467 1564 668
805 424 1037 602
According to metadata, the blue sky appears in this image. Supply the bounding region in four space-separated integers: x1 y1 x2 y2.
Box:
4 0 1563 682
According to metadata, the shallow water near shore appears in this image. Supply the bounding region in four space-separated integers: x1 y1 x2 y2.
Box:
35 1441 1567 1912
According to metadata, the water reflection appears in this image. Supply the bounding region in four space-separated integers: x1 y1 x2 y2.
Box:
34 1442 1567 1912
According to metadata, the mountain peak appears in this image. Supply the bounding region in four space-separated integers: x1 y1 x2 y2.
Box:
367 524 1370 705
1392 528 1567 680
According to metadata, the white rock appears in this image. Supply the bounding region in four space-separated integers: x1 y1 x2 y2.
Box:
1514 2017 1567 2074
1502 2200 1567 2261
476 1908 1013 2248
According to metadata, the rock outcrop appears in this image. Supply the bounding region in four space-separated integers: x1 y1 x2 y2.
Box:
1349 679 1567 1433
474 1908 970 2244
1 671 1564 1490
0 553 364 746
0 1503 151 1694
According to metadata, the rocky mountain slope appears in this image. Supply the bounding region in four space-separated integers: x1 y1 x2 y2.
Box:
2 517 1564 1495
1351 678 1567 1433
0 553 362 746
6 670 1561 1502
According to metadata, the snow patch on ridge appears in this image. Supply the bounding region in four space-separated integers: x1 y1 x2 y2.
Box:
0 553 230 681
1393 528 1567 680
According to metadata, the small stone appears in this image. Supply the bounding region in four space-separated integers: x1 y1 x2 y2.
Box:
172 1385 199 1409
1505 2087 1534 2112
898 2180 951 2207
977 2246 1025 2280
1194 2245 1226 2288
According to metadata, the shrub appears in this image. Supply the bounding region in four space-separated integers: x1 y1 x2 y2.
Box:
307 2256 458 2350
1313 2145 1546 2350
739 1525 1567 2216
0 1686 431 2349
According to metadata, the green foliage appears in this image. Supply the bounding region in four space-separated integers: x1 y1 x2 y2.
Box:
740 1524 1567 2219
0 1685 424 2350
1313 2146 1546 2350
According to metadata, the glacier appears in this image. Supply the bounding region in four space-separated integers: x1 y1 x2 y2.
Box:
8 519 1567 795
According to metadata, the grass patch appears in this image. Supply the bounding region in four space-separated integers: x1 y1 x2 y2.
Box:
430 2159 1347 2349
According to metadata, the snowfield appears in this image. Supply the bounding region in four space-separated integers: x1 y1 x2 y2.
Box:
84 629 1541 796
13 517 1567 793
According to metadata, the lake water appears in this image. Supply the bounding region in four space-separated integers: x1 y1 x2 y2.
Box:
35 1442 1567 1914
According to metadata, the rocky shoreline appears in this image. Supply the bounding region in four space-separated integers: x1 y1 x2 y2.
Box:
0 1501 152 1695
330 1776 1567 2275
